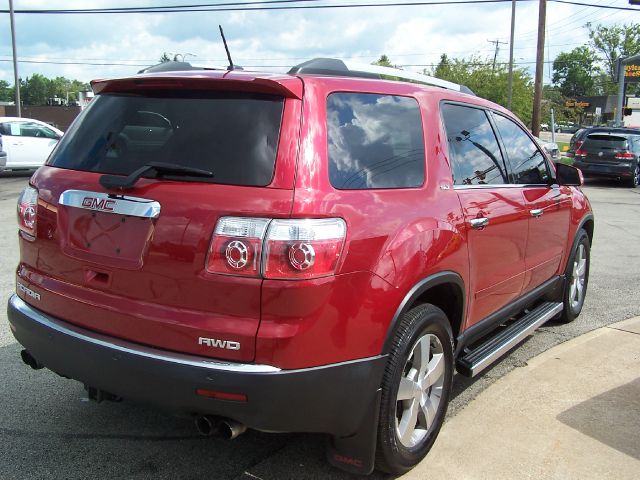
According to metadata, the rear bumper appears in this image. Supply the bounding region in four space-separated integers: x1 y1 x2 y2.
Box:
7 294 386 436
574 160 635 179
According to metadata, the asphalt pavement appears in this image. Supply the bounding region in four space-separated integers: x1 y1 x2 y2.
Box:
0 172 639 479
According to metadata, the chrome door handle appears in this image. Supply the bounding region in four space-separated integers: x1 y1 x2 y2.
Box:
469 217 490 229
530 208 544 217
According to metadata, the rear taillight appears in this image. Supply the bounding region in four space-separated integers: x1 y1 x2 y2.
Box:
206 217 270 277
17 186 38 240
575 148 587 158
615 151 635 160
206 217 347 280
264 218 346 280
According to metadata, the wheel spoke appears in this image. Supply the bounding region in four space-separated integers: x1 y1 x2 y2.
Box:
415 336 431 379
419 396 437 429
423 353 445 389
397 377 417 401
576 258 586 277
398 399 419 445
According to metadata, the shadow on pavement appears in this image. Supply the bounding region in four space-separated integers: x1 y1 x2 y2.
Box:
556 377 640 461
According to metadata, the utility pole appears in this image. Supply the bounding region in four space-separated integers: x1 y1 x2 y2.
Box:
9 0 21 117
531 0 546 137
507 0 516 110
488 39 508 73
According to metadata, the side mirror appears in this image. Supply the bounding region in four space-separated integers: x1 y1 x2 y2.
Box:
555 162 583 186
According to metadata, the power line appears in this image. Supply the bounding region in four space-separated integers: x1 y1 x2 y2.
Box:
0 0 638 15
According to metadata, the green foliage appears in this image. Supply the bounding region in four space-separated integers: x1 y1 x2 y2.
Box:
431 54 534 126
372 55 394 68
0 80 13 102
552 47 599 97
19 74 90 106
588 23 640 83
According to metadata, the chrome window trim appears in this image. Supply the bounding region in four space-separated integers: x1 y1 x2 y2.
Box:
10 295 280 373
59 189 161 219
453 183 549 190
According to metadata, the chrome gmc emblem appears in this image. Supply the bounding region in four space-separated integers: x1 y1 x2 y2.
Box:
82 197 116 212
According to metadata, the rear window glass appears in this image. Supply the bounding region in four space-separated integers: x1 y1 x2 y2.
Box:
327 93 425 189
584 135 628 150
48 91 284 186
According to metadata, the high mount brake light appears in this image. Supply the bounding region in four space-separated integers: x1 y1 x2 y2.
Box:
206 217 347 280
17 186 38 241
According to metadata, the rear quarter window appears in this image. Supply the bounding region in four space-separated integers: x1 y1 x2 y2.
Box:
48 91 284 186
327 92 425 189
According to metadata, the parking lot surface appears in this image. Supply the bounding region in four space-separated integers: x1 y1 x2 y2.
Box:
1 172 638 479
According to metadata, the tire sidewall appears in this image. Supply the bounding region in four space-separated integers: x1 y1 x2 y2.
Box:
562 230 590 322
377 305 453 474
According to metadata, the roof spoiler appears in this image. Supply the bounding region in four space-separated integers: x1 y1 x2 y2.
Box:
288 58 475 96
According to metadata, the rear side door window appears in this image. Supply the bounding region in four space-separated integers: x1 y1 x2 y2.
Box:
492 114 550 185
327 93 425 189
441 103 507 185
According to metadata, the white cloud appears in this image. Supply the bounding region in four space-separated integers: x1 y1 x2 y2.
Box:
0 0 633 86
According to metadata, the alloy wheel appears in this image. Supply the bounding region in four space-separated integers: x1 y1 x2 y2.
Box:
569 244 587 310
395 333 445 448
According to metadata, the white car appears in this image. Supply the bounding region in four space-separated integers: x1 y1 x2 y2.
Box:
0 117 63 171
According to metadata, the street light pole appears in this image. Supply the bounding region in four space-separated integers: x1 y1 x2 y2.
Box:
9 0 22 117
507 0 516 111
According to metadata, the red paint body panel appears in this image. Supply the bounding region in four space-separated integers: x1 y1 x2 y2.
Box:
17 71 594 372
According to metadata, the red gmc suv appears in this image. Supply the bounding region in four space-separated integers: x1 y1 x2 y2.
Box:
8 58 593 475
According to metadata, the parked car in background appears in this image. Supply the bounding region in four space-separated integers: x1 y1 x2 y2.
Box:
573 131 640 187
535 137 560 161
555 122 581 134
0 117 63 172
567 126 640 158
0 132 7 170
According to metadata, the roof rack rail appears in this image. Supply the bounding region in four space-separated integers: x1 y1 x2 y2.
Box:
288 58 475 96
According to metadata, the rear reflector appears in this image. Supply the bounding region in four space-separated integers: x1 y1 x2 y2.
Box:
196 388 248 402
17 186 38 241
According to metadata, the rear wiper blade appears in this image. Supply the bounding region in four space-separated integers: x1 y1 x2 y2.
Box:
99 162 214 190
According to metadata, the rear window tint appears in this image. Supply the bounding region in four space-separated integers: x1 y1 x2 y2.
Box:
584 135 628 150
48 92 284 186
327 93 425 189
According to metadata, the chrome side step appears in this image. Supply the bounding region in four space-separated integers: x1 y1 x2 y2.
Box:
456 302 563 377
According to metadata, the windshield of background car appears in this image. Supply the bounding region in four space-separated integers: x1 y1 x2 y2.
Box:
48 91 284 186
583 134 628 151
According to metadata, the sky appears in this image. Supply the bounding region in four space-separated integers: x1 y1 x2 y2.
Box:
0 0 636 89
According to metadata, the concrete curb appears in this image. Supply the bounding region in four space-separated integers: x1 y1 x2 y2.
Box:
402 317 640 480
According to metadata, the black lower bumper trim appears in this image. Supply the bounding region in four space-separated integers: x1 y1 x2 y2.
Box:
7 295 386 437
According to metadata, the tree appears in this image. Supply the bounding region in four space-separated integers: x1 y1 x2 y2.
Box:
0 80 13 102
19 74 90 106
588 23 640 83
373 54 394 68
552 46 599 97
159 52 172 63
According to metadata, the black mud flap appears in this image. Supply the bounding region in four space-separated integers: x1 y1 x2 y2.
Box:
326 388 381 475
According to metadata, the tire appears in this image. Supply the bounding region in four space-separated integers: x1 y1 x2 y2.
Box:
626 164 639 188
559 229 590 323
375 304 453 474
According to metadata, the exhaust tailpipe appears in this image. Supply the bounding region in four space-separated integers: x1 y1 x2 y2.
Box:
219 418 247 439
195 416 220 437
20 350 43 370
